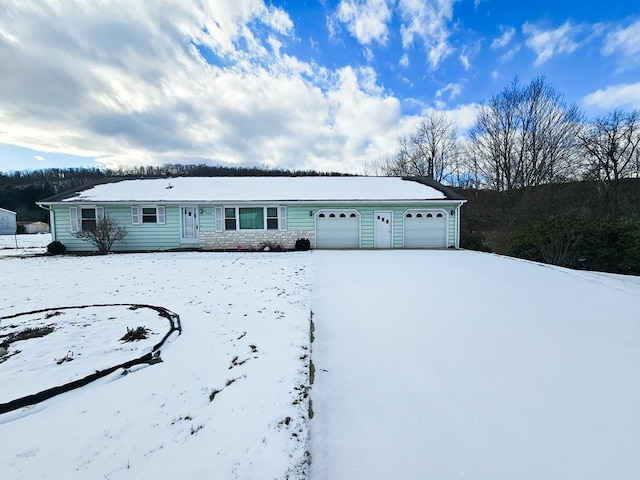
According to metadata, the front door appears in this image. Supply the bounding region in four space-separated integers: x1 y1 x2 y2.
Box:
374 211 392 248
181 206 198 244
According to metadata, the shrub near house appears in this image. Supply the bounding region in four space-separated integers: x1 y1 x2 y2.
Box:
509 216 640 275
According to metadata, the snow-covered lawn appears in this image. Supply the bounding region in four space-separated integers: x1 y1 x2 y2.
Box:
1 304 176 404
0 233 51 256
1 249 639 479
0 251 311 479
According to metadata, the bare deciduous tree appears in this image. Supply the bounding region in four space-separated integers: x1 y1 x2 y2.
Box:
578 109 640 216
467 76 582 192
370 111 461 182
579 109 640 182
72 214 127 254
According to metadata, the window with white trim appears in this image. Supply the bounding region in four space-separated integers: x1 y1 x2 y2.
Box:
131 206 165 225
70 206 104 233
222 206 285 231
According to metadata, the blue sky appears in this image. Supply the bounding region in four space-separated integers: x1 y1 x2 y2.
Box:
0 0 638 174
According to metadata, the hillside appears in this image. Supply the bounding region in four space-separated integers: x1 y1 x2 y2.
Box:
456 179 640 275
0 165 347 222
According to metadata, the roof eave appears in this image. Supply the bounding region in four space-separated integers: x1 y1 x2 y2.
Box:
39 198 464 205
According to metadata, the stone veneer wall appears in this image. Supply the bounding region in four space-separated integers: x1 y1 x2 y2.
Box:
200 230 315 250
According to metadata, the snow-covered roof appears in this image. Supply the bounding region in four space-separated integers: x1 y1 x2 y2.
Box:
43 177 465 203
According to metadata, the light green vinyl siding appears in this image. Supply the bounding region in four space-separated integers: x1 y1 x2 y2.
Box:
285 205 316 230
50 201 461 251
288 202 460 248
198 206 217 232
51 204 181 252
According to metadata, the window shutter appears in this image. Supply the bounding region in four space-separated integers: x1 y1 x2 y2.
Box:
131 206 141 225
157 206 165 224
215 207 223 232
279 206 287 230
96 206 104 219
70 207 79 232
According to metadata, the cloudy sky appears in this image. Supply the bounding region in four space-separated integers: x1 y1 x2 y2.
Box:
0 0 638 174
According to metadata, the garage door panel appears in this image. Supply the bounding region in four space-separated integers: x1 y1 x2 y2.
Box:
404 210 447 248
316 211 359 248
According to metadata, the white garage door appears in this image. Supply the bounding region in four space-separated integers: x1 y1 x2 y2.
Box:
316 210 360 248
404 210 447 248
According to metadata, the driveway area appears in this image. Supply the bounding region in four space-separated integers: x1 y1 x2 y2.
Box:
309 250 640 480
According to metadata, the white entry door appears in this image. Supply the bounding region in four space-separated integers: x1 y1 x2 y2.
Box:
374 211 392 248
180 206 198 244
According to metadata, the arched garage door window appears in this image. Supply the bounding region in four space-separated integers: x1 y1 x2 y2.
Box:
403 209 447 248
316 210 360 248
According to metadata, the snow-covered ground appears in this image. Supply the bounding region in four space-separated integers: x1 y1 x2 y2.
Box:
0 251 312 479
1 248 639 479
310 250 640 480
0 233 51 256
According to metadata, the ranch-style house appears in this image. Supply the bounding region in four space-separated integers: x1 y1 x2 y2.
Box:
37 176 466 252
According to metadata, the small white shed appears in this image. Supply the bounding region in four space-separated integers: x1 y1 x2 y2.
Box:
0 208 17 235
24 221 50 234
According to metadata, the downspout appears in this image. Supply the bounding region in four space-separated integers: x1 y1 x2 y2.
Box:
456 201 466 249
37 203 55 242
454 202 462 249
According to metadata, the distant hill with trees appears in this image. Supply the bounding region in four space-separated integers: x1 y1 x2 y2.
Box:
0 164 347 223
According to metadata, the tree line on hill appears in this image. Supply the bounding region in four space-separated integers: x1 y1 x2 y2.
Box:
0 164 346 222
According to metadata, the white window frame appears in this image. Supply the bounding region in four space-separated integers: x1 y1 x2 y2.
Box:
220 206 286 231
132 206 165 225
70 205 104 233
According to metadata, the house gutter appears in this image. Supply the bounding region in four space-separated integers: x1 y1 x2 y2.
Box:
36 202 55 242
40 198 459 206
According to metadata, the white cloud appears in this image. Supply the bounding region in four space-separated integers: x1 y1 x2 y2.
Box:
582 83 640 111
334 0 393 46
396 103 479 141
499 44 521 62
491 26 515 50
447 103 480 131
435 83 463 100
363 46 375 62
523 21 583 66
332 0 459 70
34 155 45 162
459 41 480 70
399 53 410 68
397 0 459 69
490 27 521 63
459 52 470 70
0 0 415 174
602 20 640 58
264 4 295 35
